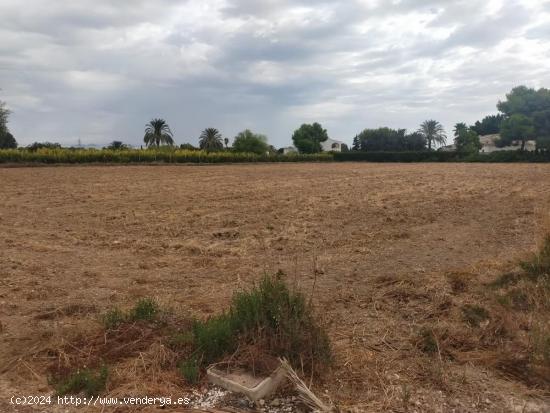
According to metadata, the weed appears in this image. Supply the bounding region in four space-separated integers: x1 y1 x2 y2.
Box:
461 304 490 327
54 366 108 396
191 273 331 375
102 308 125 329
178 358 200 384
102 298 159 329
130 298 159 321
192 314 234 365
168 331 194 350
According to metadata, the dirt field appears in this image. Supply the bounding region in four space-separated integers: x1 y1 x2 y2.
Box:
1 163 550 412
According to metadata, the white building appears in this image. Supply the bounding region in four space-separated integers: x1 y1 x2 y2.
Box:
479 134 536 153
321 138 346 152
282 146 298 154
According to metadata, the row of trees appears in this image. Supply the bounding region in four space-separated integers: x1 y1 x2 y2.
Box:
348 120 447 152
142 119 272 154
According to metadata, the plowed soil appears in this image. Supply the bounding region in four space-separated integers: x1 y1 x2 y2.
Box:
1 163 550 412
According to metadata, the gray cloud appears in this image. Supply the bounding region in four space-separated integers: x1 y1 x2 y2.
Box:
1 0 549 147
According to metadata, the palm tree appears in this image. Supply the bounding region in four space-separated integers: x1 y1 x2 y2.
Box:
144 118 174 147
418 120 447 150
199 128 223 151
453 122 468 138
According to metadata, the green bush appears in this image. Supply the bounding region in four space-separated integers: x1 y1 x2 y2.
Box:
190 273 331 374
54 366 108 396
333 150 550 163
130 298 159 321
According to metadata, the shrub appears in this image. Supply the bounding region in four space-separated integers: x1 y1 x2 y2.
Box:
102 308 125 329
130 298 159 321
54 366 108 396
190 273 331 375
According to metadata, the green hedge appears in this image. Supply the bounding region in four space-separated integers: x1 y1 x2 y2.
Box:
334 150 550 163
0 148 333 164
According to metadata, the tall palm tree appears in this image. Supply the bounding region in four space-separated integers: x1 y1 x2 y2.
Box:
144 118 174 147
453 122 468 138
418 120 447 150
199 128 223 151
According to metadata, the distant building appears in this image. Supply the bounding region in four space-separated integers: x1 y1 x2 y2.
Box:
479 134 536 153
439 144 456 152
282 146 298 154
321 138 346 152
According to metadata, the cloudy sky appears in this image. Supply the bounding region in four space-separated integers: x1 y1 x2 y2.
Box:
1 0 550 147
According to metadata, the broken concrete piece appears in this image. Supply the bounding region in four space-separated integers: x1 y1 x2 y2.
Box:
206 365 286 402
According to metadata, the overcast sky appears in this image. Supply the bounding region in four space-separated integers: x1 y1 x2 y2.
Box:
1 0 550 147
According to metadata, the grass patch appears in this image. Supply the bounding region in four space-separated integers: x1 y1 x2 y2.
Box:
101 298 160 329
54 366 108 396
462 304 490 327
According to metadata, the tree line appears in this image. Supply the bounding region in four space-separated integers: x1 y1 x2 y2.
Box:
2 85 549 153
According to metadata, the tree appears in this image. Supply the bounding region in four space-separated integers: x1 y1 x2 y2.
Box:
454 125 481 154
224 138 229 149
417 120 447 150
27 142 62 151
0 131 17 149
499 114 535 151
470 114 504 135
199 128 223 151
533 110 550 142
352 135 360 151
144 118 174 147
353 128 426 151
232 129 269 154
497 86 550 117
106 141 128 150
291 123 328 153
453 122 468 137
180 143 199 151
0 100 17 149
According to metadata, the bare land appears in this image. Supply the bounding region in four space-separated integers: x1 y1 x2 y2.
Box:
1 163 550 412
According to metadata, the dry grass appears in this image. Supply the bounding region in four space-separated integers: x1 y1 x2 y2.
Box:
1 163 550 412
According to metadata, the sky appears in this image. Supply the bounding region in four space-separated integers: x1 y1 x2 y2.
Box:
1 0 550 148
